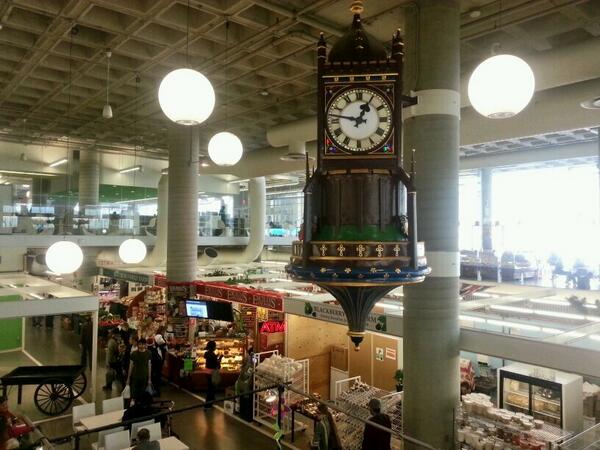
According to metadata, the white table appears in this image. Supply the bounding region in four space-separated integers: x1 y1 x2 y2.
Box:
80 410 125 431
123 436 189 450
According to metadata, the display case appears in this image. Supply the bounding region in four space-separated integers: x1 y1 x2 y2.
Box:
195 336 245 372
498 364 583 432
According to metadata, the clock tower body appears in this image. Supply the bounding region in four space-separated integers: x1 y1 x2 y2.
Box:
287 13 430 348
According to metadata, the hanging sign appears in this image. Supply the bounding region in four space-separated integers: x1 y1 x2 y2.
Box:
289 299 387 333
195 282 284 312
101 268 152 285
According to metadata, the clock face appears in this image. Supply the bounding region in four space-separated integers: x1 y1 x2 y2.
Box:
326 87 393 153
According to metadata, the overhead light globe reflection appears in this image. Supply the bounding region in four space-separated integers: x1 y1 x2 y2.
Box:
208 131 243 166
158 68 215 125
119 238 147 264
468 54 535 119
45 241 83 274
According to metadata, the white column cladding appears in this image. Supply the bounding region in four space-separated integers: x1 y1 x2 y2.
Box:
402 1 461 449
166 126 199 282
78 151 100 213
91 309 99 403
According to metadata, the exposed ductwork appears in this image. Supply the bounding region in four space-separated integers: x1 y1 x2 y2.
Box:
198 177 266 266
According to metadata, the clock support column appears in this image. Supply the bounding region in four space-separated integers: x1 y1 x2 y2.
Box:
402 1 461 449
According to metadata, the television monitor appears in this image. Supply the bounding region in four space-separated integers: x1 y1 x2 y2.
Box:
207 301 234 322
185 300 208 318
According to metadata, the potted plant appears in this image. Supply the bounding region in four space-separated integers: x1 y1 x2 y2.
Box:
394 369 404 392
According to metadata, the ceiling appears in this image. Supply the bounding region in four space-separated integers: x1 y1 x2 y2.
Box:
0 0 599 160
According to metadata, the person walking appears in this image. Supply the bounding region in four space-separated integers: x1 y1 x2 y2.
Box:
203 340 222 409
102 329 121 391
313 402 342 450
361 398 392 450
126 338 152 403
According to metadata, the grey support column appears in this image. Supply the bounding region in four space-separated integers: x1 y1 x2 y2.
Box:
166 127 199 282
481 168 493 251
78 151 100 214
402 1 461 449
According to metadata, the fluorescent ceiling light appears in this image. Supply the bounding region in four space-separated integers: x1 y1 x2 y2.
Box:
267 182 300 189
49 158 68 167
29 293 44 299
119 165 142 174
589 335 600 341
274 288 312 296
459 315 486 323
266 190 302 196
533 310 586 320
530 299 570 306
541 327 562 334
376 302 402 310
229 179 250 184
0 170 56 177
490 305 531 313
161 168 168 175
8 284 17 288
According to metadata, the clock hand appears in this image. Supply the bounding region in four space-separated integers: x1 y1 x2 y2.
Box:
329 113 361 121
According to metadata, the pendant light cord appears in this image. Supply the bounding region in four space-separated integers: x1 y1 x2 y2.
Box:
225 19 230 130
106 51 110 104
186 0 191 67
65 25 75 235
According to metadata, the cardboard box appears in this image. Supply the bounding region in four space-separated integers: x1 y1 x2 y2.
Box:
330 345 348 371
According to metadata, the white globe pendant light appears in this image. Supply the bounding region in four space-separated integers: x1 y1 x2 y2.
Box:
119 238 147 264
208 131 243 166
158 68 215 125
468 54 535 119
46 241 83 274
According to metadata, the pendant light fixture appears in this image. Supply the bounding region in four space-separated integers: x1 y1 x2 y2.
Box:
46 25 83 275
468 53 535 118
158 1 214 125
120 74 147 264
208 20 243 166
102 49 113 119
467 7 535 119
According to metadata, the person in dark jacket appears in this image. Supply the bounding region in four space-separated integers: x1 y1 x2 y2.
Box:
121 391 158 426
361 398 392 450
203 340 222 409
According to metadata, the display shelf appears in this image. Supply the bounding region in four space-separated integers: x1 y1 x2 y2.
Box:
457 402 573 450
499 364 583 432
195 336 245 372
333 377 402 450
253 351 309 435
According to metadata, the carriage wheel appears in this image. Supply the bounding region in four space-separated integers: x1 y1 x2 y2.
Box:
34 379 73 415
70 372 87 399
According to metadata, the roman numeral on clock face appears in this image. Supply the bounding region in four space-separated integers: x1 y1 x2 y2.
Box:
375 127 385 136
356 92 363 101
333 128 342 137
343 136 350 145
377 104 386 111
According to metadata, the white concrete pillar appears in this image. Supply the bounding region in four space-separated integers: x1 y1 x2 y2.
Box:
166 127 199 282
78 151 100 214
402 1 461 449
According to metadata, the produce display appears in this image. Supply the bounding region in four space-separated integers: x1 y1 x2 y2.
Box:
458 393 572 450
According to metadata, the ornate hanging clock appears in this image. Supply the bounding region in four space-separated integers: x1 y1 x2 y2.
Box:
287 5 430 349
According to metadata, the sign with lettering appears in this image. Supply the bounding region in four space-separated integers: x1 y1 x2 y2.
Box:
101 268 152 285
195 282 284 312
259 321 286 333
292 300 387 333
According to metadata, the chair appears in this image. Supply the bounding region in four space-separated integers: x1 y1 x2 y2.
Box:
102 396 124 414
104 430 131 450
131 420 155 441
72 403 96 433
141 422 162 442
92 427 124 450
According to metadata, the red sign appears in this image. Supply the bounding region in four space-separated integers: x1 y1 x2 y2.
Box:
260 321 286 333
195 281 284 312
153 276 284 312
